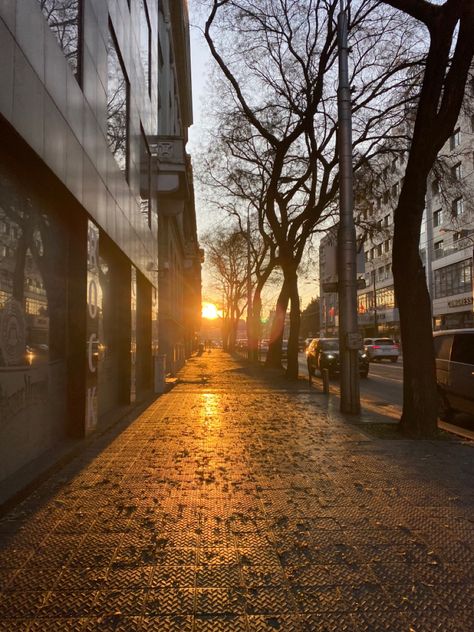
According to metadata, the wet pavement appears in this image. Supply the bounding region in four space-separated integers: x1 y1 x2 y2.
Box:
0 350 473 631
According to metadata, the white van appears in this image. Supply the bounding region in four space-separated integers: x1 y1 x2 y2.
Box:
433 329 474 420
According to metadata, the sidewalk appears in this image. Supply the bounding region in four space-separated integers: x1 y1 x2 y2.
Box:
0 350 473 631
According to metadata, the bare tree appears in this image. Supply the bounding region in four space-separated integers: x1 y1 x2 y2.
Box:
202 227 249 352
200 0 422 378
380 0 474 437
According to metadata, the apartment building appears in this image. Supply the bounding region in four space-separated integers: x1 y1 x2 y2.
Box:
423 115 474 330
0 1 201 494
356 152 405 338
319 110 473 337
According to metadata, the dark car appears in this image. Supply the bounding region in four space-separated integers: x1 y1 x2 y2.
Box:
306 337 369 378
434 329 474 421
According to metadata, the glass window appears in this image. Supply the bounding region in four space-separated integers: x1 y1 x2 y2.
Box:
107 26 129 176
375 286 395 310
433 209 442 228
451 333 474 365
451 163 463 180
433 335 453 360
450 127 460 150
452 197 464 218
139 0 151 95
431 179 440 195
320 340 339 351
38 0 81 80
434 259 472 298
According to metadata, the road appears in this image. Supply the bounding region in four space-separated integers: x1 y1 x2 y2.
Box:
298 352 403 418
297 352 474 436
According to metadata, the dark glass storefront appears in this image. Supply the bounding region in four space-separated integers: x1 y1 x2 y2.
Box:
0 143 156 487
0 154 69 481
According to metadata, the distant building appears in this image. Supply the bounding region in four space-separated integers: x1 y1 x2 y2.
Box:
319 111 473 338
0 1 201 495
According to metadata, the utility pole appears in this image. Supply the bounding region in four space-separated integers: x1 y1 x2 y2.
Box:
337 0 360 414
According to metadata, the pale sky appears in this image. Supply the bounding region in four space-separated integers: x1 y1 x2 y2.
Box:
186 4 319 310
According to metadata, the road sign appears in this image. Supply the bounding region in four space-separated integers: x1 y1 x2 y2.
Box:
322 279 366 293
322 282 339 293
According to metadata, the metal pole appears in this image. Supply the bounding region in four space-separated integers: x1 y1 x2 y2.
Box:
337 0 360 414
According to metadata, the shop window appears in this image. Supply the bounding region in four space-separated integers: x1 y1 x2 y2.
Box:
37 0 82 81
107 24 129 176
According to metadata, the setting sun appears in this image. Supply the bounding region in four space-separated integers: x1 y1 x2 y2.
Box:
202 302 221 320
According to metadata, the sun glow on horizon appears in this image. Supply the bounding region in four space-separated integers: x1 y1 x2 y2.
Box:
202 302 222 320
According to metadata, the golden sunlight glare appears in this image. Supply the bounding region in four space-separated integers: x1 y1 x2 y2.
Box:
201 302 221 320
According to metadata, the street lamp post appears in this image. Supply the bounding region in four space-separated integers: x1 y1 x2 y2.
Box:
337 0 360 414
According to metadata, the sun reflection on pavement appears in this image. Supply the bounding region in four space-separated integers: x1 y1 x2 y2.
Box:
199 392 222 430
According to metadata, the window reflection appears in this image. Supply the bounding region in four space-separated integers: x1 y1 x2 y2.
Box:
107 26 129 174
38 0 81 80
139 0 151 95
140 130 152 228
0 166 67 369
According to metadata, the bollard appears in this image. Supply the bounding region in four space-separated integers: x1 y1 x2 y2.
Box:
322 368 330 394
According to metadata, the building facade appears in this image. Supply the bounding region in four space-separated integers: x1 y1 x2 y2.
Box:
0 1 200 494
319 112 473 338
155 0 202 375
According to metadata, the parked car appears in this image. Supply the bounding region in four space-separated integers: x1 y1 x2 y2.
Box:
306 338 369 378
364 337 399 362
434 329 474 421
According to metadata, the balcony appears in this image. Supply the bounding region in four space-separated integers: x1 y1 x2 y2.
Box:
149 136 192 207
433 236 473 261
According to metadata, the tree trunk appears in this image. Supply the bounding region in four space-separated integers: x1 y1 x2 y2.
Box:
265 279 289 368
285 270 300 380
393 185 438 438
